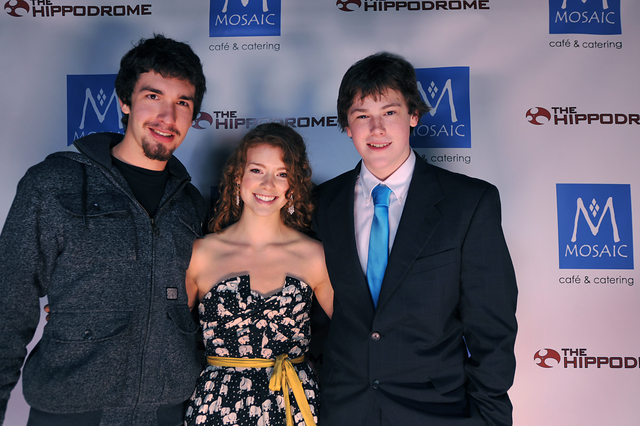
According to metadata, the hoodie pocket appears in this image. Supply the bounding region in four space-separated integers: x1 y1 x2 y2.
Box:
57 192 136 263
158 306 202 399
24 311 134 411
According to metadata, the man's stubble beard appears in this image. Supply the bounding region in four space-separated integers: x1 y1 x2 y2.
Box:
142 137 174 162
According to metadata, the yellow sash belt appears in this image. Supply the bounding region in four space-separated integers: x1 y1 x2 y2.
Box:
207 354 316 426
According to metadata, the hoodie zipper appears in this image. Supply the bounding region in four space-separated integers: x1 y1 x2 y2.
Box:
132 179 189 421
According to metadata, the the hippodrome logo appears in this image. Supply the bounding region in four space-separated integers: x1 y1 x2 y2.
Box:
210 0 281 38
411 67 471 149
335 0 490 12
192 110 340 131
556 184 634 270
535 348 640 369
526 107 639 126
549 0 621 35
4 0 152 18
67 74 123 146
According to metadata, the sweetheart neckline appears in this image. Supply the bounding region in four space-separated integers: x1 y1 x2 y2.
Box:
201 275 309 300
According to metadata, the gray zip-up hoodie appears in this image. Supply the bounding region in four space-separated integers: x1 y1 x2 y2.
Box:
0 133 206 425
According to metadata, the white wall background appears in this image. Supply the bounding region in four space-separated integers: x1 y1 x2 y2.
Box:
1 1 638 424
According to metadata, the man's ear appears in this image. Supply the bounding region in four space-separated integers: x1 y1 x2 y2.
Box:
345 126 353 138
119 98 131 115
410 112 419 128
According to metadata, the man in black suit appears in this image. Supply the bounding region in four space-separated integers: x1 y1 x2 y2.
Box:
313 52 518 425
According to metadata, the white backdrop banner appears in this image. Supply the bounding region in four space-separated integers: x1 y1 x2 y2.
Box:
1 1 638 425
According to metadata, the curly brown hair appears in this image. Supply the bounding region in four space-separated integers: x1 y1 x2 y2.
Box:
209 123 314 233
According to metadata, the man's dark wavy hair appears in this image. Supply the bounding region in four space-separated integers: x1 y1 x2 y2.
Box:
337 52 430 131
115 34 206 128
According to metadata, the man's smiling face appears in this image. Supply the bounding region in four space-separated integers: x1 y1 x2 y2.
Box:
117 71 195 170
345 88 419 181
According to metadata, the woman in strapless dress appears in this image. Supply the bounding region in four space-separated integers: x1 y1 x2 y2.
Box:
184 122 333 426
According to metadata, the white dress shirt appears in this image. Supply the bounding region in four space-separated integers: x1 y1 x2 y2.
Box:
354 150 416 274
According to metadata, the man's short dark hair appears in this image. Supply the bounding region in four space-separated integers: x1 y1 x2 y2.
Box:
115 34 206 127
337 52 430 131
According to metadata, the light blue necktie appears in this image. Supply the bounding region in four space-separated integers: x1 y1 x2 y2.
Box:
367 184 391 308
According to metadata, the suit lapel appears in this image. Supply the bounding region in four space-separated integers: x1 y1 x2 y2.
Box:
376 156 444 311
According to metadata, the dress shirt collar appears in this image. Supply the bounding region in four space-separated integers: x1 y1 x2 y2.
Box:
359 150 416 206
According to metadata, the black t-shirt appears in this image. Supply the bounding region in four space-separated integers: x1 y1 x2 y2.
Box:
112 156 169 217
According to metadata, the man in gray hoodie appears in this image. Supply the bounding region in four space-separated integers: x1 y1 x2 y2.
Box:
0 34 207 426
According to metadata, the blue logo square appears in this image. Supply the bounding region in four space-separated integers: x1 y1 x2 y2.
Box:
411 67 471 149
67 74 123 146
549 0 621 35
210 0 281 38
557 184 634 270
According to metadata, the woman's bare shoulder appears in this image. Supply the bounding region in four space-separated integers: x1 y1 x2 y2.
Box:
291 231 324 255
194 227 237 250
287 232 326 278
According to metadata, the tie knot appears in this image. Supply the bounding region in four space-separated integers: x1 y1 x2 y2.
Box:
372 185 391 207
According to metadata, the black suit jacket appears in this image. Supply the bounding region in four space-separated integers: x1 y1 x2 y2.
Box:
313 155 517 425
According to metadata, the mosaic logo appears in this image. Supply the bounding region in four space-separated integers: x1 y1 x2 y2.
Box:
534 349 562 368
210 0 281 37
535 348 640 369
67 74 123 146
411 67 471 149
557 184 633 270
336 0 490 12
549 0 621 35
4 0 29 16
526 106 639 126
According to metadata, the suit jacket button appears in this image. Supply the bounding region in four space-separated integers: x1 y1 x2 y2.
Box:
370 332 381 341
372 379 380 390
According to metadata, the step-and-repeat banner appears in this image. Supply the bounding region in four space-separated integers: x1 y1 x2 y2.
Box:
1 1 638 424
